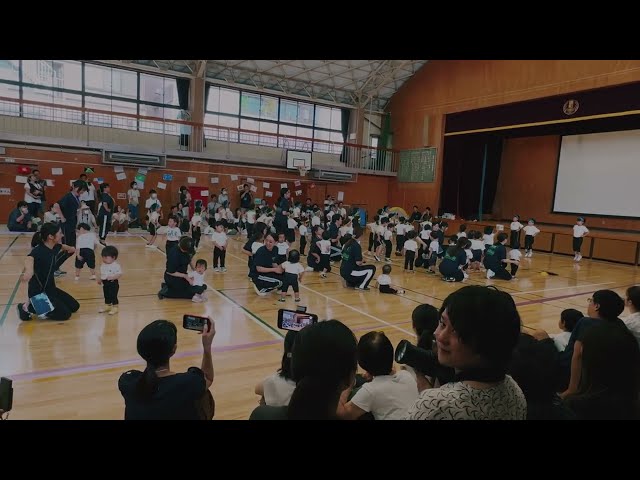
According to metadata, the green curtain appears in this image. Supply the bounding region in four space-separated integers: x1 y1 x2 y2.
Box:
376 113 391 170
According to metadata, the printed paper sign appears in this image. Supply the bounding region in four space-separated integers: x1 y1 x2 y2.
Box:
211 177 219 184
163 173 173 181
138 168 148 175
265 191 273 198
263 182 270 188
337 191 344 202
51 168 63 175
114 166 124 173
117 193 127 200
246 177 255 184
116 172 127 181
200 190 209 197
281 183 288 188
46 179 54 187
15 175 28 183
230 175 239 181
250 185 258 192
294 180 301 187
188 177 196 184
157 182 167 190
295 190 302 196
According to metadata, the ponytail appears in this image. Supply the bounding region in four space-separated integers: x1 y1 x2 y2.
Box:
136 366 160 401
287 376 340 420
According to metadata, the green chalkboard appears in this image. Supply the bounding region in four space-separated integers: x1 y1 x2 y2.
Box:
397 148 437 183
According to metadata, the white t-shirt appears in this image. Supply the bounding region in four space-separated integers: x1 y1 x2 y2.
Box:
429 240 440 254
76 232 97 250
44 211 60 223
251 242 264 254
405 375 526 420
282 261 305 276
246 210 256 224
457 231 467 238
188 270 206 287
396 224 406 236
191 215 202 227
293 207 301 218
145 197 162 210
523 225 540 236
127 188 140 206
211 231 228 248
420 229 431 241
403 239 418 252
483 233 494 245
510 221 524 232
470 239 485 251
351 371 418 420
149 211 160 225
509 249 522 261
100 261 122 281
311 215 321 227
262 373 296 407
299 225 308 237
383 229 393 241
24 182 42 204
166 227 182 242
465 248 473 260
287 218 298 230
80 183 96 202
377 274 391 286
339 225 353 237
573 225 589 238
623 312 640 348
276 241 289 256
550 331 572 352
318 239 331 255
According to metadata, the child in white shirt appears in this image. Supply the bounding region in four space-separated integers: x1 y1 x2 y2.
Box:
97 245 122 315
550 308 583 352
146 204 160 249
211 221 228 272
402 230 421 272
523 218 540 258
286 217 297 244
188 259 209 302
165 215 182 254
317 231 332 278
510 215 524 249
279 250 305 303
298 219 309 256
376 264 404 295
191 208 203 250
276 232 290 265
572 217 589 262
74 222 100 280
508 248 522 278
246 206 257 238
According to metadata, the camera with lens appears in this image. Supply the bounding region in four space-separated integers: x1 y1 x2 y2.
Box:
395 335 454 385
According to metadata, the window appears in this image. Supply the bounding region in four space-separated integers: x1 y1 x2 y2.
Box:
220 88 240 115
370 135 379 159
260 96 278 121
0 60 19 82
240 118 260 144
0 81 19 116
84 64 114 96
259 121 278 147
241 92 260 118
280 100 297 123
110 68 137 99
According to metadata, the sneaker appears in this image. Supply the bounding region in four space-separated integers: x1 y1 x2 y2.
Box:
99 240 107 247
305 266 314 272
253 284 267 297
221 267 227 273
17 303 32 321
145 244 155 248
356 286 370 291
278 298 286 302
321 272 327 278
158 286 169 300
98 305 110 313
295 297 301 303
374 255 381 262
576 254 582 262
74 276 80 281
191 294 204 303
258 288 270 296
214 267 221 272
486 269 495 279
109 306 119 315
385 258 392 263
90 275 96 280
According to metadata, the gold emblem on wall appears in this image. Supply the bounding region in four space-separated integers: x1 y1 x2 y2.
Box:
563 99 580 116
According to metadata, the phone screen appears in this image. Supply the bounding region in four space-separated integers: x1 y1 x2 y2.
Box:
278 309 317 332
183 315 209 332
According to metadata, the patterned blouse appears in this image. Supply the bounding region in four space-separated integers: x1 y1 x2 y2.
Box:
405 375 527 420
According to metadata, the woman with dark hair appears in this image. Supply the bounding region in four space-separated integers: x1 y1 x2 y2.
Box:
17 222 79 321
340 227 376 290
158 236 206 300
255 330 297 406
250 233 284 296
438 237 469 282
118 318 215 420
554 290 628 396
274 188 292 235
250 320 358 420
406 285 526 420
564 323 640 419
306 225 325 272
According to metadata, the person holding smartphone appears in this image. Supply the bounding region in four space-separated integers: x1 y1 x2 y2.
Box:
118 317 216 420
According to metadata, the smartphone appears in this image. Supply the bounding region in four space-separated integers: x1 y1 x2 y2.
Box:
182 314 211 332
277 309 318 332
0 377 13 412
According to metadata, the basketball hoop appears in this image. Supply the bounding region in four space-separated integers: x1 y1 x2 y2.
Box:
298 166 309 177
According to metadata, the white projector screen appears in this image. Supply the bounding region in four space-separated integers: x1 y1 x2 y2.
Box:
553 129 640 217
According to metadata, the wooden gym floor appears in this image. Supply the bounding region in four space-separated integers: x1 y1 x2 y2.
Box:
0 230 638 419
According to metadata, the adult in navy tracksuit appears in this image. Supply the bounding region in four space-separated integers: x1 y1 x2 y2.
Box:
97 183 114 245
251 233 284 296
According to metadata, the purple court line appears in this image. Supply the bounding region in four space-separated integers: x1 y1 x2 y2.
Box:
7 338 281 382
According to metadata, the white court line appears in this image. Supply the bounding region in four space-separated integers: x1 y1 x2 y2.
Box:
225 251 416 338
140 235 281 340
516 281 615 295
